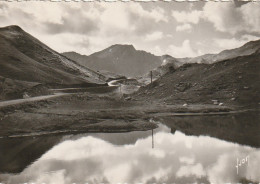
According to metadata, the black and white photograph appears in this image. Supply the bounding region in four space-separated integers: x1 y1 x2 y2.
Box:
0 0 259 183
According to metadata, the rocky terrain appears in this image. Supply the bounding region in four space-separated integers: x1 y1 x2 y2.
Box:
134 49 260 108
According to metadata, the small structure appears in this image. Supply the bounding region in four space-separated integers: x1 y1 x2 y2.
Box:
23 92 30 99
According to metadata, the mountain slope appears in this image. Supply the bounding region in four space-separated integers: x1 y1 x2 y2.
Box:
63 44 162 77
0 25 105 86
134 50 260 107
180 39 260 64
138 55 183 84
138 39 260 84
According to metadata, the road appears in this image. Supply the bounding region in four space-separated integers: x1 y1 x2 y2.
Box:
0 93 66 108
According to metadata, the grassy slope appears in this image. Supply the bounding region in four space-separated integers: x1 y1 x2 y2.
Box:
0 25 105 85
0 76 52 101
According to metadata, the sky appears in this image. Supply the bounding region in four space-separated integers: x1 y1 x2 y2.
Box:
0 1 260 58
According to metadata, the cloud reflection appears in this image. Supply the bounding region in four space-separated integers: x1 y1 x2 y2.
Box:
1 131 259 184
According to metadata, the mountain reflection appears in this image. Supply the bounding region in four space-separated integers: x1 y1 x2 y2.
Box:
1 128 260 184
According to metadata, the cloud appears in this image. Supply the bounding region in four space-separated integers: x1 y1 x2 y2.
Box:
130 4 168 23
203 2 260 35
0 1 259 58
166 40 200 58
0 2 64 24
176 163 206 178
171 2 260 36
99 3 132 31
0 2 167 36
176 23 192 32
144 31 163 41
172 10 202 24
214 34 260 50
44 17 97 35
179 156 195 165
153 45 163 56
0 1 171 55
128 3 168 34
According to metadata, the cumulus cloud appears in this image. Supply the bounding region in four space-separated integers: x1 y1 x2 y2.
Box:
153 45 163 56
44 17 97 35
176 163 206 178
203 2 260 35
179 156 195 165
176 23 192 32
172 10 202 24
144 31 163 41
214 34 260 50
130 4 168 23
127 4 168 35
166 40 200 58
0 1 169 55
99 3 132 31
0 2 64 25
172 2 260 35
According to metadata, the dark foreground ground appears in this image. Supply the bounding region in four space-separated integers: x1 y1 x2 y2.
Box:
0 90 237 137
0 90 259 142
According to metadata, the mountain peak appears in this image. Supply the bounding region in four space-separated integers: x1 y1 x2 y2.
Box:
0 25 24 32
110 44 136 50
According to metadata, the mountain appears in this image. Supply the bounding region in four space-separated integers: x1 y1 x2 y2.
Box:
133 49 260 107
0 25 105 86
0 25 107 100
138 39 260 84
180 39 260 64
63 44 162 77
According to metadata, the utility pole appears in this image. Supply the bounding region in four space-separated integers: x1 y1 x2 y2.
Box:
150 71 153 84
152 129 154 149
119 83 122 95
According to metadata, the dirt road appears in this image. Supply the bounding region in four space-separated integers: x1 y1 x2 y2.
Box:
0 93 67 108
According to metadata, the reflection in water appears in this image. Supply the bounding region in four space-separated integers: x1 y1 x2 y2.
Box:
1 125 259 184
0 136 62 173
159 111 260 147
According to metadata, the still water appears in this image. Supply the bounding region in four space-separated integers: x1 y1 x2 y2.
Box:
0 124 260 184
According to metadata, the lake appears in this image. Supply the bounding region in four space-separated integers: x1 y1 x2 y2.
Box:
0 119 259 184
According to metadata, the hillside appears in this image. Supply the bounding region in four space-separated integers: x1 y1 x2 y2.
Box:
180 39 260 64
0 76 51 101
63 44 162 77
133 50 260 108
138 55 183 84
138 39 260 84
0 25 105 86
